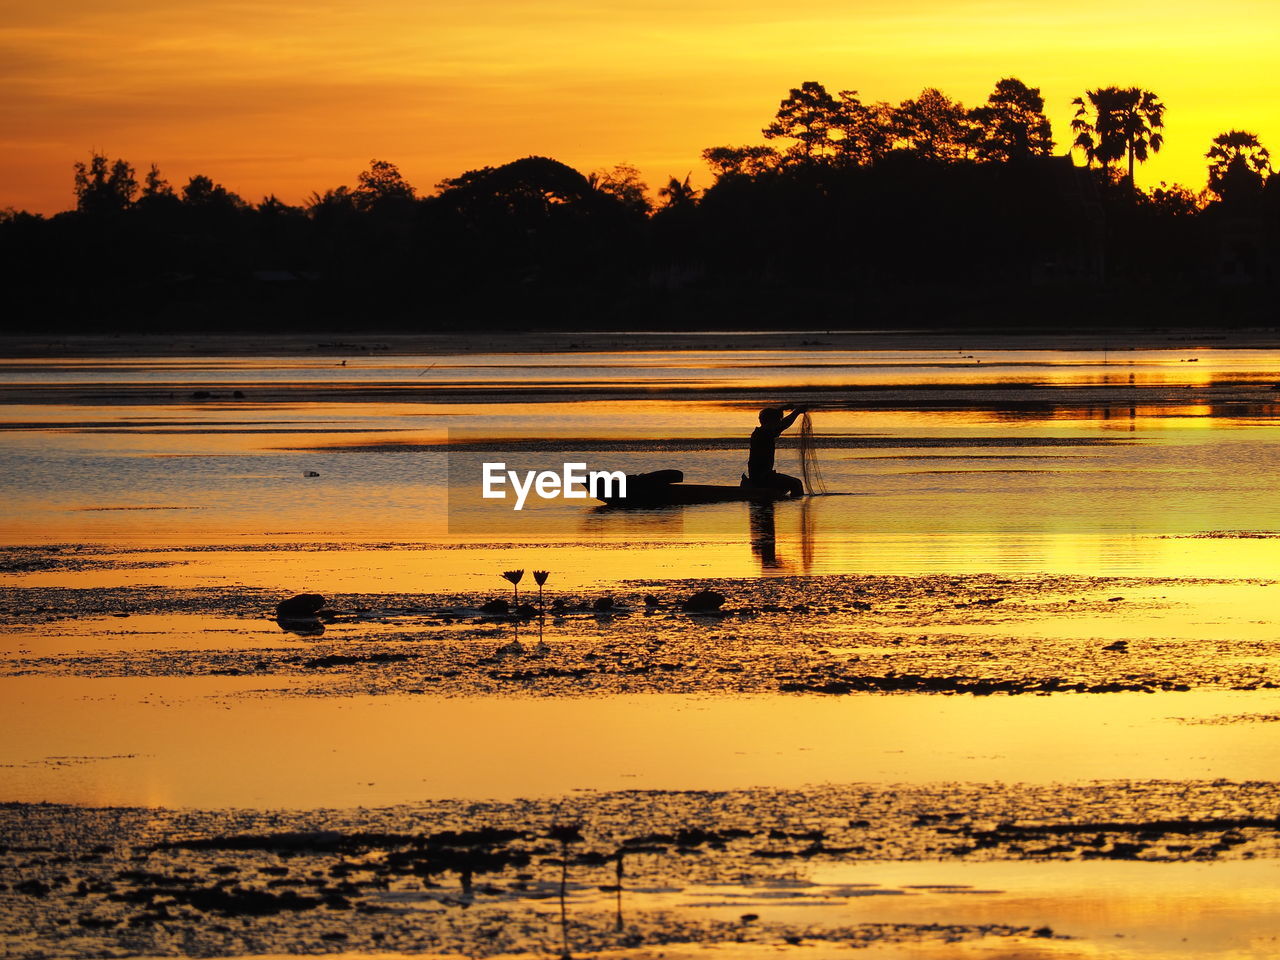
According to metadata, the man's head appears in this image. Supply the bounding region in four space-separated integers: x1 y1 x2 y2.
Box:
759 407 784 425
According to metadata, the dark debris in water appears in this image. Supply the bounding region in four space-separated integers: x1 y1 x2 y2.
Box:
1172 530 1280 539
1175 712 1280 725
0 547 184 576
2 573 1276 696
0 779 1273 958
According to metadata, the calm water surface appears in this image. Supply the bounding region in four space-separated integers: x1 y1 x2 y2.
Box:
3 347 1280 582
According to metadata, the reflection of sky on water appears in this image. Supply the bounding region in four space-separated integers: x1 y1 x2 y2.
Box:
803 860 1280 960
2 350 1280 578
0 348 1274 389
4 677 1279 807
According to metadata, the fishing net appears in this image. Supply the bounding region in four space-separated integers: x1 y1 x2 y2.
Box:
797 411 827 495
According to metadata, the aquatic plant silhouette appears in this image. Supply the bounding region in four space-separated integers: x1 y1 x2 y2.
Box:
612 851 625 932
533 569 550 612
532 613 550 656
497 617 523 656
502 569 524 608
547 823 584 959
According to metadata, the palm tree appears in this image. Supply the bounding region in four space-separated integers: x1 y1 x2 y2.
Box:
657 174 699 210
1206 130 1271 198
1071 86 1165 187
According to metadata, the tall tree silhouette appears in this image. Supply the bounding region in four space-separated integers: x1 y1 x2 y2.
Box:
894 88 976 161
971 78 1054 162
141 164 174 199
763 82 840 162
1205 130 1270 199
832 91 896 165
1071 86 1165 186
182 175 245 210
589 163 651 214
73 153 137 214
433 156 641 294
354 159 416 212
701 145 779 180
308 186 357 221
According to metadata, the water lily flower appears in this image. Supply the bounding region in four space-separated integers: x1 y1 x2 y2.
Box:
502 569 524 607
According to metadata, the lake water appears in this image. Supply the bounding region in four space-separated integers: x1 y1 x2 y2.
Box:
4 345 1280 574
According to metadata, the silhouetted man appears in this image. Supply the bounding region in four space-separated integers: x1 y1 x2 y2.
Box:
747 406 807 497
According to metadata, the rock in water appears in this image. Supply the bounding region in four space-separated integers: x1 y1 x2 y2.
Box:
683 589 726 613
276 617 325 637
644 594 661 607
276 593 326 617
480 598 510 615
593 596 615 612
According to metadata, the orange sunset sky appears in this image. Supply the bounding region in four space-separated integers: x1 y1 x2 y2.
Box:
2 0 1277 214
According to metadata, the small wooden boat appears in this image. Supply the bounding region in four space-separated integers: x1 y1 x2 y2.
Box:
595 470 789 508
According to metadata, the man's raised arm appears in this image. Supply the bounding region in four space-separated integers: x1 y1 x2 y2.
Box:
779 406 809 431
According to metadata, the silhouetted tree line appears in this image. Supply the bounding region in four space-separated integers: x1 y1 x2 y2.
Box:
2 76 1277 332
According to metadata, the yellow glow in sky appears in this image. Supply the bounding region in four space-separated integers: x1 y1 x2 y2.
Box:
2 0 1277 213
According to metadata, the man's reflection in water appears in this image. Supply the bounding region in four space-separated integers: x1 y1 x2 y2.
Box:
749 499 816 574
799 497 815 573
749 500 783 571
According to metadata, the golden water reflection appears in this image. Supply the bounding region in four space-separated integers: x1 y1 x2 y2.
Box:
6 534 1280 593
2 677 1277 808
